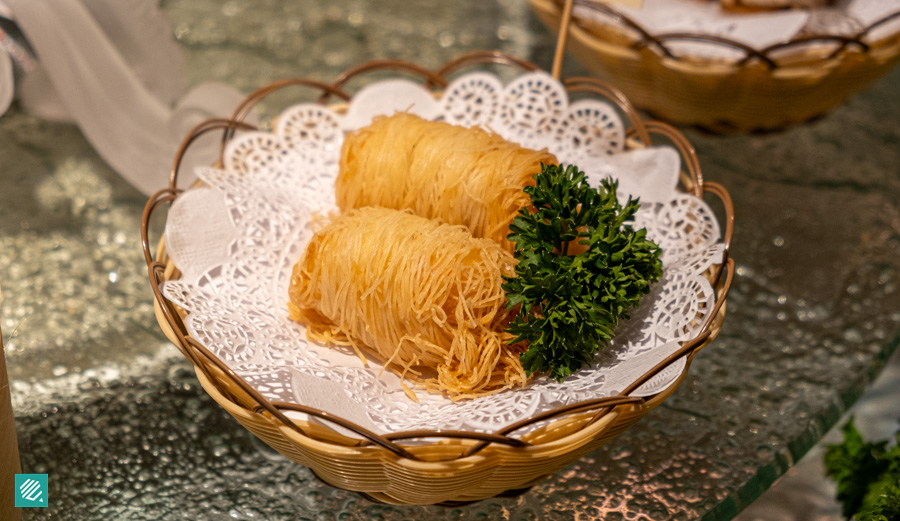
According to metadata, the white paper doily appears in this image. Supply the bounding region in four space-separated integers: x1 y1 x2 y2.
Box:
161 71 725 435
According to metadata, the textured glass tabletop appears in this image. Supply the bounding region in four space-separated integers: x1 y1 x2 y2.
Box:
3 1 900 519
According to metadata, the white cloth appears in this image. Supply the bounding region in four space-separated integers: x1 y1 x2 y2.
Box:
0 49 11 117
0 0 252 195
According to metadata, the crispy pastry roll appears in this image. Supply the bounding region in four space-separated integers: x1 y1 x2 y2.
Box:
336 113 557 252
289 206 527 399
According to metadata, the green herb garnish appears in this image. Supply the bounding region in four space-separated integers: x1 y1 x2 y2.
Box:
502 163 663 381
825 418 900 521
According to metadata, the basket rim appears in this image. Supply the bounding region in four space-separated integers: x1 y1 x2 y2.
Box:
543 0 900 70
140 50 736 463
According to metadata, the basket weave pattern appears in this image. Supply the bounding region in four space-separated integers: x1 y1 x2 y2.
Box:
532 0 900 131
142 52 735 505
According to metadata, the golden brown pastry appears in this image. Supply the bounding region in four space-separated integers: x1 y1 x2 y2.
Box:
288 206 526 400
336 113 557 253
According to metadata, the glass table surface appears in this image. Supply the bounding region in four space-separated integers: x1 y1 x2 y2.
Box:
2 1 899 519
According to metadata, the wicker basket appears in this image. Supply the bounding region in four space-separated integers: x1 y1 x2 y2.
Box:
531 0 900 132
141 48 735 505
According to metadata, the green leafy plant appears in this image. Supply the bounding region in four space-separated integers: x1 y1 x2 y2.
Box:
502 163 663 381
825 418 900 521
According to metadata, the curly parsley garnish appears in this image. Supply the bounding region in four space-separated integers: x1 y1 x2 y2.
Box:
825 418 900 521
502 163 663 381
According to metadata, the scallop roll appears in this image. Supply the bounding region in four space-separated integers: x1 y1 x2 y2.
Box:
336 113 557 252
289 206 527 399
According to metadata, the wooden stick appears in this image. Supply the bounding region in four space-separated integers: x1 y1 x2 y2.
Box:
552 0 575 79
0 287 22 520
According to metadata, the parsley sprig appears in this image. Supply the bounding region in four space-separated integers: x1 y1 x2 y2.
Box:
502 163 663 381
825 418 900 521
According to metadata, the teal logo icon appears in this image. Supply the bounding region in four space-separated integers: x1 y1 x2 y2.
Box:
15 474 48 507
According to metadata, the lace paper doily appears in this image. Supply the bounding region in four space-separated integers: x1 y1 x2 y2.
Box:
162 71 724 434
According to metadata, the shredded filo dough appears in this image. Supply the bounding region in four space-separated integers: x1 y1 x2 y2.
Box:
289 207 527 400
336 113 557 252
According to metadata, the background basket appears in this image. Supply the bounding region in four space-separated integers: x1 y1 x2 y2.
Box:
531 0 900 132
141 49 735 505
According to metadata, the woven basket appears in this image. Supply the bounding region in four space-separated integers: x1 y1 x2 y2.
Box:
531 0 900 132
141 49 736 505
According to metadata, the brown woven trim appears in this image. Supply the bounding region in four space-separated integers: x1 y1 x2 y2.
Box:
253 402 418 459
168 119 256 191
383 429 527 447
435 50 541 77
643 120 704 198
141 51 736 461
324 60 448 103
221 79 348 159
859 10 900 40
557 0 900 69
703 182 735 261
564 76 653 147
755 35 868 64
635 32 778 68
